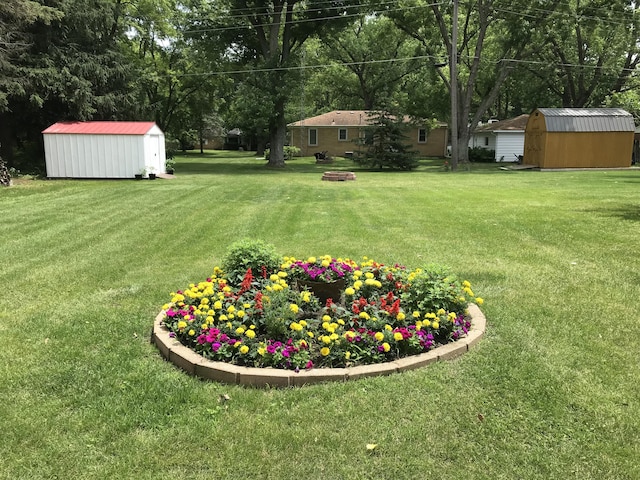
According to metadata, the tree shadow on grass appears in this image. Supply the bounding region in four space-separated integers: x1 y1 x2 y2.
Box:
590 204 640 222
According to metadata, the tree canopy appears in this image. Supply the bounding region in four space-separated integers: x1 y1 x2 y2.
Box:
2 0 640 172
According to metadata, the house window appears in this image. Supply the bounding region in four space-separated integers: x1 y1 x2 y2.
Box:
418 128 427 143
338 128 348 141
308 128 318 146
484 136 489 146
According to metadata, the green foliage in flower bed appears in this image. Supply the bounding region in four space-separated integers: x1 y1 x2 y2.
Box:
161 249 484 370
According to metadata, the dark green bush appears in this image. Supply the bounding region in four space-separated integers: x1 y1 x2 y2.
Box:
222 239 282 286
468 147 496 163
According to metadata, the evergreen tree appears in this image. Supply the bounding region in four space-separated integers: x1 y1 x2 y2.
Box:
354 110 418 170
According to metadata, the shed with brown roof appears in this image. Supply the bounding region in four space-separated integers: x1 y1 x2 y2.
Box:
469 114 529 162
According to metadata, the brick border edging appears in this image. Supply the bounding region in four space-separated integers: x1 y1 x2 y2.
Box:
151 304 486 387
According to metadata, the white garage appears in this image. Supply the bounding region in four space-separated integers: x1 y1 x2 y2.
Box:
42 121 166 179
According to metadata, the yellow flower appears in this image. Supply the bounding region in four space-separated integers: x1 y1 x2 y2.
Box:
320 347 330 356
290 303 300 314
177 321 187 329
258 347 266 356
393 332 403 342
345 287 355 296
299 339 308 348
206 316 214 324
462 280 471 288
432 321 439 329
321 259 330 267
329 333 339 341
237 310 245 318
290 322 303 331
219 314 228 322
345 351 351 360
475 297 484 305
365 272 374 279
321 335 332 345
245 329 256 339
384 324 392 331
270 274 280 282
301 291 311 303
359 312 370 320
227 305 236 313
322 315 332 322
188 329 195 336
374 332 384 342
412 311 421 318
299 320 307 327
307 331 315 338
354 280 363 290
382 342 391 352
278 271 287 278
307 256 317 263
233 341 241 348
239 345 249 354
396 312 406 321
213 301 223 310
437 308 446 316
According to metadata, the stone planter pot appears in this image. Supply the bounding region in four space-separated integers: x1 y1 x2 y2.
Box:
297 278 346 305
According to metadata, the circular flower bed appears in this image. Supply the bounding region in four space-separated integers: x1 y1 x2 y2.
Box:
160 253 484 372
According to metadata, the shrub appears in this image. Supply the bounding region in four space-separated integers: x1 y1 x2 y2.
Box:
468 147 496 163
264 146 301 161
221 239 282 286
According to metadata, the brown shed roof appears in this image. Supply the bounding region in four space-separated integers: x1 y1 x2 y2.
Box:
473 114 529 133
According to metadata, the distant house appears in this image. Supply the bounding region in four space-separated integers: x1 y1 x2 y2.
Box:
42 121 165 179
288 110 449 158
523 108 635 169
469 114 529 162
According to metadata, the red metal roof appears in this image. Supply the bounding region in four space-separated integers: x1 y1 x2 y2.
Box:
42 121 158 135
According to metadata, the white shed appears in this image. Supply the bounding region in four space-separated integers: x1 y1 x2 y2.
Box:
469 114 529 162
42 121 166 179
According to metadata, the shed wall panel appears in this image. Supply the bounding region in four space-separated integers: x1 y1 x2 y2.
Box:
495 132 524 162
542 132 633 168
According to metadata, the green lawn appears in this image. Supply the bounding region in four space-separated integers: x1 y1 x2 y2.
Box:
1 152 639 479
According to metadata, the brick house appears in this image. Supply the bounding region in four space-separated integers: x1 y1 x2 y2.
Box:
288 110 449 158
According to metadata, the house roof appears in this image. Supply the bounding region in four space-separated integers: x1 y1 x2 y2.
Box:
42 121 159 135
288 110 446 127
474 114 529 133
535 108 635 132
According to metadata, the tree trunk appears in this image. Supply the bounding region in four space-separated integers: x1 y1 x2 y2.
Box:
266 98 286 167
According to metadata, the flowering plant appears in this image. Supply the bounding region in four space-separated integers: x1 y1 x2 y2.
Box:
160 252 484 371
284 255 355 283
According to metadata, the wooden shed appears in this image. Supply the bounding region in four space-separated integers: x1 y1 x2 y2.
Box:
43 121 166 179
523 108 635 169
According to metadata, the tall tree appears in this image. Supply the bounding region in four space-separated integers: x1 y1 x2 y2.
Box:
0 0 134 166
388 0 562 169
528 0 640 107
0 0 62 162
188 0 363 167
321 15 422 110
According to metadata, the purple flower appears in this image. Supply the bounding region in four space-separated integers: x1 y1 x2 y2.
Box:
169 332 176 338
212 342 221 352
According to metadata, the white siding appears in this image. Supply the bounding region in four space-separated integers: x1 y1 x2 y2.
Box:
469 133 496 151
495 131 525 162
44 129 166 178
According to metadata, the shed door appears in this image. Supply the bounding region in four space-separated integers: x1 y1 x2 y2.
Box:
149 134 161 172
